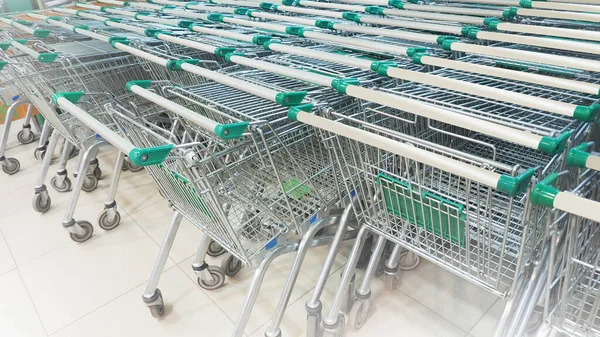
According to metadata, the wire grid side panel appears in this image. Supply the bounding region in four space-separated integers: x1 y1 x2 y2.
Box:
329 122 542 297
556 170 600 337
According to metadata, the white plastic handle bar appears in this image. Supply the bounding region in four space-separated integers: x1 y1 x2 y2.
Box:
299 0 377 11
331 22 440 44
494 22 600 43
227 54 334 87
301 30 409 56
222 17 289 33
266 42 373 69
517 8 600 23
104 7 137 17
187 4 237 13
586 155 600 171
275 5 345 19
420 55 600 96
114 42 170 66
210 0 264 7
97 0 127 5
52 7 77 15
357 15 463 35
553 192 600 223
129 1 164 10
162 8 214 20
251 11 322 26
191 25 254 43
137 15 181 26
476 30 600 56
382 8 486 25
383 66 578 118
412 0 515 5
529 2 600 12
401 3 503 17
294 110 503 188
450 42 600 73
33 14 112 43
178 62 281 103
105 20 147 35
344 85 543 149
9 40 43 59
55 96 135 154
129 85 220 133
154 33 217 54
148 0 188 5
549 0 600 4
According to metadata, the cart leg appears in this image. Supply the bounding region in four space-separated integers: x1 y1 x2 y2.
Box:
17 104 36 144
306 203 355 337
383 244 402 290
322 226 371 337
98 151 124 231
347 236 386 331
142 211 183 318
32 130 60 213
192 234 226 290
50 141 73 193
264 213 343 337
0 100 30 175
61 141 105 243
34 120 51 160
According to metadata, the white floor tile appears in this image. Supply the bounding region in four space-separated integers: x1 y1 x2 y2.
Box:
0 186 108 266
131 201 205 263
0 230 15 276
102 171 162 215
51 267 233 337
18 220 174 334
469 299 503 337
396 259 498 332
250 266 466 337
0 270 46 337
180 244 348 335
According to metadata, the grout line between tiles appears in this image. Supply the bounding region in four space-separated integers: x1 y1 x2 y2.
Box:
467 297 499 336
0 224 50 337
394 283 469 335
46 263 180 336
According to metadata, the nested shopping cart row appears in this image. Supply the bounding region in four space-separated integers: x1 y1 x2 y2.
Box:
1 2 600 337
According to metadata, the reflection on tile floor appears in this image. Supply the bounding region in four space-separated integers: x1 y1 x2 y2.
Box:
0 133 504 336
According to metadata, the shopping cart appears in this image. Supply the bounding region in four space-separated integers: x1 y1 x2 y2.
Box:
509 147 600 337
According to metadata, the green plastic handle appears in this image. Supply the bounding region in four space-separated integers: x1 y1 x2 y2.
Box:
129 144 174 166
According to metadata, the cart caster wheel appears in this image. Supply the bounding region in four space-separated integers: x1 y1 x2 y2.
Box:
98 209 121 231
69 220 94 243
82 175 98 192
207 239 226 257
197 265 225 290
32 193 51 213
399 251 420 271
349 299 370 331
50 176 71 192
92 166 102 179
17 129 35 144
2 158 20 175
34 148 45 161
127 162 143 172
323 315 346 337
68 147 78 160
384 273 399 290
121 162 129 171
221 254 242 277
148 289 165 318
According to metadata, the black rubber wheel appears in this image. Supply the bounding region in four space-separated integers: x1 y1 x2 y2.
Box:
2 158 20 175
92 166 102 179
50 176 72 193
98 210 121 231
197 266 225 290
82 175 98 192
207 240 226 257
17 129 35 144
221 254 243 277
32 193 51 213
127 162 143 172
34 148 45 161
69 220 94 243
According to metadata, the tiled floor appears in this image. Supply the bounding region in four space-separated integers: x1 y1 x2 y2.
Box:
0 127 504 337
